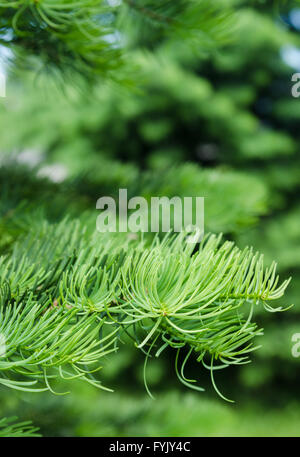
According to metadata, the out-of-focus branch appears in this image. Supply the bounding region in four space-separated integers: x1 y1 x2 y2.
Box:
124 0 173 25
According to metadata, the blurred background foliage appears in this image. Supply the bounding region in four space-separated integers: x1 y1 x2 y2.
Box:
0 0 300 436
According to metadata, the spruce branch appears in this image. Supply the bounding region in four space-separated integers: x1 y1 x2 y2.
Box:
118 231 291 399
0 218 291 401
0 0 234 79
0 299 118 392
0 0 124 79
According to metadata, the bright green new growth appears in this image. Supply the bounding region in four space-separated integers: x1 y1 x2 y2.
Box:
0 0 294 436
0 218 291 402
0 0 234 80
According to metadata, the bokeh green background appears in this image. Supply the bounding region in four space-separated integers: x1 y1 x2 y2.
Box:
0 0 299 436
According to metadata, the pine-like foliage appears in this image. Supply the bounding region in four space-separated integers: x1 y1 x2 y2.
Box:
0 0 296 437
0 0 234 80
0 217 290 401
0 417 40 437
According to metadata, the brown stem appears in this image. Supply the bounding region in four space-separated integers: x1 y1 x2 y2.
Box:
124 0 173 26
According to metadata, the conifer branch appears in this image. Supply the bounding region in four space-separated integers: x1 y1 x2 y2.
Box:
0 219 291 399
0 417 41 437
0 0 234 79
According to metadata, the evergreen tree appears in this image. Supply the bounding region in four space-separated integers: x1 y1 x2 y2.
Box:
0 0 296 436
